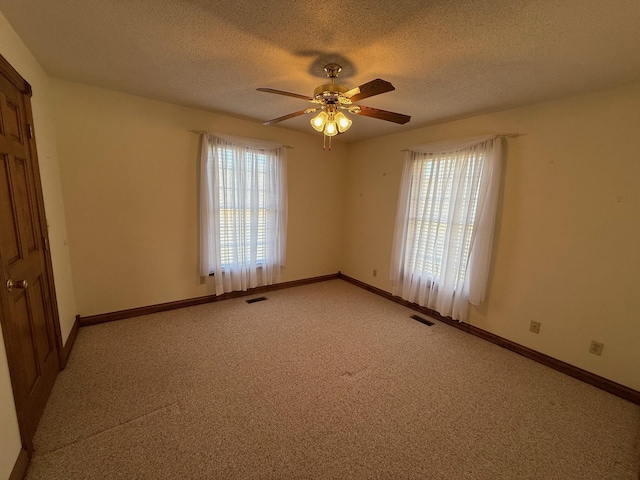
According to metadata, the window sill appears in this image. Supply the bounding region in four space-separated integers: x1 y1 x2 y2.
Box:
209 264 266 276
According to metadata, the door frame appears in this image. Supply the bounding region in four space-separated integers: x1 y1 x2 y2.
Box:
0 53 64 453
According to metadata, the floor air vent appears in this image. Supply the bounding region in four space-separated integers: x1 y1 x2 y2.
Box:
246 296 267 304
410 314 435 326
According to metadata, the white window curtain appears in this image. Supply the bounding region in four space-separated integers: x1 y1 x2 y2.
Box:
199 132 287 295
390 135 503 321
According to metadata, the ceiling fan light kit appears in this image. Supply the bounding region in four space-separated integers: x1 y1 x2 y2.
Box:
258 63 410 150
310 108 352 136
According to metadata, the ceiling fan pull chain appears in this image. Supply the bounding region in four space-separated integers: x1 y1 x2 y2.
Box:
322 134 332 151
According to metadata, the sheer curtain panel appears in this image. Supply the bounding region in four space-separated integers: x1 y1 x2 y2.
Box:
390 135 503 321
200 133 287 295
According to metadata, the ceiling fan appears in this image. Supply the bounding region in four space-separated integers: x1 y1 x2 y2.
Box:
257 63 411 149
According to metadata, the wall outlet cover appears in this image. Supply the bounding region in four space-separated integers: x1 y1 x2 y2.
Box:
589 341 604 356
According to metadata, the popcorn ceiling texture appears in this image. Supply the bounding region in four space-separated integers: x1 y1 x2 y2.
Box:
27 281 640 479
0 0 639 141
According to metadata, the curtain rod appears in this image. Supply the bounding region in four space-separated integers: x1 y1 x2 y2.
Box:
400 133 526 152
188 130 293 149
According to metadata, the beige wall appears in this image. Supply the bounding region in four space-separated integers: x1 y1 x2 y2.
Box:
51 79 347 317
343 83 640 391
0 12 78 479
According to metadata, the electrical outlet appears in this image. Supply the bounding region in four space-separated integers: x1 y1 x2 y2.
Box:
589 341 604 356
373 269 377 277
529 321 541 334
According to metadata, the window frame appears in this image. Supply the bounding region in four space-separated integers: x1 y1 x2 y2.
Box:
403 153 484 287
214 146 271 272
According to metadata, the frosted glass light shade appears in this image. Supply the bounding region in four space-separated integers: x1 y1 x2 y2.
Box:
310 111 328 132
324 121 338 136
335 112 352 133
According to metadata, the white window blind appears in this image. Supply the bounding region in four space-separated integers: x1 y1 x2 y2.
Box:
405 152 484 285
217 148 269 267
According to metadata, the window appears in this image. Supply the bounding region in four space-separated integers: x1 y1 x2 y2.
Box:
391 136 502 321
405 152 484 285
216 147 269 267
200 133 287 295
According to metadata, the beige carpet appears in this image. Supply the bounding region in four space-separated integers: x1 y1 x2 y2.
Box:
27 280 640 479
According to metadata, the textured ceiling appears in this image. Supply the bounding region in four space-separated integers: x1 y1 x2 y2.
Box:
1 0 640 142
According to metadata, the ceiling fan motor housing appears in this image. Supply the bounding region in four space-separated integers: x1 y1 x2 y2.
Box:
314 83 348 104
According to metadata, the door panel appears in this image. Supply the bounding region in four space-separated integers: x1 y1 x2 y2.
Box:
0 55 61 452
13 155 39 253
12 290 39 389
4 97 22 141
0 154 20 263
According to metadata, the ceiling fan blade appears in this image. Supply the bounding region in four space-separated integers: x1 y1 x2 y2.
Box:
262 108 317 125
344 79 395 102
257 88 313 102
355 106 411 124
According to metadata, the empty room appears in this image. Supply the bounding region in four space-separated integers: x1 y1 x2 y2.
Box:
0 1 639 479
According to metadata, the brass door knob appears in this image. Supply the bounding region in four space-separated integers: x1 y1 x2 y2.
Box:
6 279 28 291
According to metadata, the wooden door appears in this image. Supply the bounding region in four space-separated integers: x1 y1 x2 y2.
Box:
0 56 61 452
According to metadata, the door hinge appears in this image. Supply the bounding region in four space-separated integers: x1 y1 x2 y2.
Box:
27 124 34 139
43 237 49 251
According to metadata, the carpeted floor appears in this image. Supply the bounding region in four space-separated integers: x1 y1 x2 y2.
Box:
27 280 640 479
